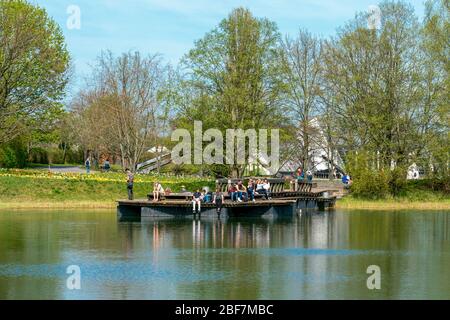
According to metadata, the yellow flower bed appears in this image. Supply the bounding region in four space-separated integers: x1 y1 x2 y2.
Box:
0 169 210 184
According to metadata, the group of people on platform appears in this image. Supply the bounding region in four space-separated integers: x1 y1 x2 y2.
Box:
292 167 352 188
226 179 272 202
125 169 275 215
191 179 272 214
125 167 353 205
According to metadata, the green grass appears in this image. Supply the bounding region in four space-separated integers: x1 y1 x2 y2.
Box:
0 169 214 208
1 169 448 210
337 184 450 210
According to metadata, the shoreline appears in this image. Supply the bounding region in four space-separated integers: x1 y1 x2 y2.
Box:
1 198 449 211
335 200 450 211
0 201 117 210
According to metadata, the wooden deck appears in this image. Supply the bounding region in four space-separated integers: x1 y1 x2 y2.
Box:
117 190 336 219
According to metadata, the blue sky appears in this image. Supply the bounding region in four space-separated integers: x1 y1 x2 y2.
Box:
33 0 426 93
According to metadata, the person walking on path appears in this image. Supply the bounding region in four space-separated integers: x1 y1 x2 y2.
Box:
104 159 111 172
85 158 91 174
126 169 134 200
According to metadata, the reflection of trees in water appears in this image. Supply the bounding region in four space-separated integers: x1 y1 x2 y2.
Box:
2 211 449 299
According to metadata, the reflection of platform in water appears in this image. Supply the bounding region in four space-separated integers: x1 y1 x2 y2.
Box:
117 192 336 219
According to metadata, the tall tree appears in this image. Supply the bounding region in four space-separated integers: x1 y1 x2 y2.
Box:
281 29 324 171
179 7 287 177
0 0 70 145
420 0 449 177
323 1 429 169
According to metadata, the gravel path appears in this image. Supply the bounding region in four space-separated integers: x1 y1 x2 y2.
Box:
35 166 94 174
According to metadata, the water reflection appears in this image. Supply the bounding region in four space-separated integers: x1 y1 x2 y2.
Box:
0 210 449 299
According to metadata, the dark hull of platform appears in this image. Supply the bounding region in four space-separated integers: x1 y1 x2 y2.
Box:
117 196 336 219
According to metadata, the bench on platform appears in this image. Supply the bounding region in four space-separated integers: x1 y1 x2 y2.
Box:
147 192 192 201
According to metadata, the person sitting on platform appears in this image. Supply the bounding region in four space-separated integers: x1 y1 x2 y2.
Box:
202 189 212 203
228 183 238 202
213 187 224 215
263 179 271 200
247 181 255 202
237 182 247 202
256 179 268 200
192 189 202 213
153 182 164 201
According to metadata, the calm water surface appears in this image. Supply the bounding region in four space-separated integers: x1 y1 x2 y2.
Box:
0 209 449 299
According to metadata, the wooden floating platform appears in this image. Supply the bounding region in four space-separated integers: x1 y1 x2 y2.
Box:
118 199 298 208
117 191 336 219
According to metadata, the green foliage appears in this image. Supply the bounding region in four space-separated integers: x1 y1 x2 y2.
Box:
388 167 408 197
177 7 287 177
0 139 27 168
409 177 450 194
0 0 70 145
29 147 49 164
346 151 410 199
0 147 17 168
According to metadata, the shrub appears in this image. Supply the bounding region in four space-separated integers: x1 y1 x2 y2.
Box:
0 147 17 168
345 151 408 199
0 139 27 168
388 166 407 196
29 147 49 164
47 148 64 164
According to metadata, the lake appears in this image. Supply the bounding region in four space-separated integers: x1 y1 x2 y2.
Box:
0 209 449 299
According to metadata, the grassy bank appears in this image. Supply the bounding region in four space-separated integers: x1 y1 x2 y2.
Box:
336 190 450 211
0 169 448 210
0 169 214 209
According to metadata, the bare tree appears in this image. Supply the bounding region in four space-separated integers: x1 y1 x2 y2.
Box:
70 51 169 171
281 29 324 171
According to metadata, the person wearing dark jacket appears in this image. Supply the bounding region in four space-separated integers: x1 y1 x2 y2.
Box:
126 169 134 200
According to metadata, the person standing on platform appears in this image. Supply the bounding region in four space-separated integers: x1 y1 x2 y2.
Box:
126 169 134 200
306 170 313 183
